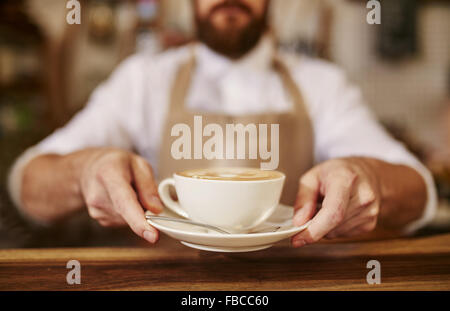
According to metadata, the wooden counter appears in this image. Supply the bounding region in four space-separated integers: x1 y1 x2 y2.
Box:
1 233 450 290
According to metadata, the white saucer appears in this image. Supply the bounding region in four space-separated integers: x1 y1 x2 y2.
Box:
145 204 310 253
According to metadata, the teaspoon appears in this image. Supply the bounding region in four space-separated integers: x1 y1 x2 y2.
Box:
145 215 281 234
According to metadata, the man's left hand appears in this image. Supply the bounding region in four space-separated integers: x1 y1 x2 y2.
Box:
291 158 381 247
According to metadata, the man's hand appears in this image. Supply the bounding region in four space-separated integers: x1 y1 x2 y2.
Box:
291 158 381 247
79 149 163 244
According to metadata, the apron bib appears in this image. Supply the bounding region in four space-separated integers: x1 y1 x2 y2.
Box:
158 46 314 205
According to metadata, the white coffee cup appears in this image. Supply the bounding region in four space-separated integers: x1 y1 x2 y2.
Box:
157 168 285 233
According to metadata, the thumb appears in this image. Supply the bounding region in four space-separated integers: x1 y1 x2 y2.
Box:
131 155 163 214
293 169 320 226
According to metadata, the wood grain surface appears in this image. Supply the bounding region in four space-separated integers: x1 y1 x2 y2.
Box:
1 233 450 290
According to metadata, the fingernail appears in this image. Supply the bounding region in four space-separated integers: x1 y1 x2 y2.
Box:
292 239 306 248
143 230 157 243
148 196 163 212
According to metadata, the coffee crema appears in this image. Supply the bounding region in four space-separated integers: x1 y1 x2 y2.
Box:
178 167 284 181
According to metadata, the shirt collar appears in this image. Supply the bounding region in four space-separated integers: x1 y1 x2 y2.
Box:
194 33 275 79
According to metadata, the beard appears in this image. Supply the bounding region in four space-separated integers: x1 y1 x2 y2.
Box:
195 3 268 59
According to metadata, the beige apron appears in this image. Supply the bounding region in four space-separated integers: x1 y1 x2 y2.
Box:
158 46 314 205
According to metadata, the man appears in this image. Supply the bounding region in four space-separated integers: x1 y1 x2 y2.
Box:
8 0 436 247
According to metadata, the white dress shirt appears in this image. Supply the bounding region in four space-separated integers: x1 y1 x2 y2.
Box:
8 36 437 233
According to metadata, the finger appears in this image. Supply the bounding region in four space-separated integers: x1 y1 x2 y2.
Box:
344 181 376 221
327 203 378 238
102 173 159 244
293 170 320 226
291 172 355 247
336 220 377 238
83 180 123 220
87 206 126 227
97 216 127 228
87 205 110 219
82 175 114 210
326 215 371 239
131 156 163 214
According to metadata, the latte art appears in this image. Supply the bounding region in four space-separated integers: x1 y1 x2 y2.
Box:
178 167 284 181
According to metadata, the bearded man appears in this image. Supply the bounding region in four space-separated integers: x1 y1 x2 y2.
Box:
9 0 436 247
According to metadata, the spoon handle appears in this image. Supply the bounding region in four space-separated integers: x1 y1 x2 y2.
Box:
145 215 231 234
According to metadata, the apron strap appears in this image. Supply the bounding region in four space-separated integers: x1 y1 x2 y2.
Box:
170 49 196 112
272 56 307 116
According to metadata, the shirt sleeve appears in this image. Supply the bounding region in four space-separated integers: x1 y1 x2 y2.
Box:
7 56 141 213
312 65 437 234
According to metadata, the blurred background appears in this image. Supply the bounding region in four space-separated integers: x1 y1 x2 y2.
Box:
0 0 449 247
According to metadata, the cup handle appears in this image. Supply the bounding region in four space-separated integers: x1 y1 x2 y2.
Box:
158 178 189 218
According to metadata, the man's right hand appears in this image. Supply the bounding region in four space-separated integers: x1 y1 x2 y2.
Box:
21 148 163 244
79 148 163 243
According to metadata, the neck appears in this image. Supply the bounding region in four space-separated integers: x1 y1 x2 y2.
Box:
194 33 276 75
